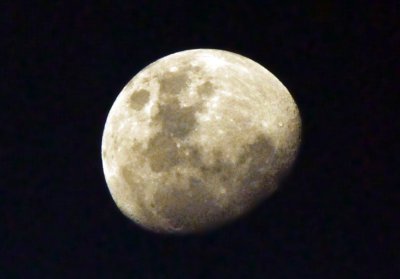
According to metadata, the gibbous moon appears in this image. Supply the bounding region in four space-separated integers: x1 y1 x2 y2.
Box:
101 49 301 234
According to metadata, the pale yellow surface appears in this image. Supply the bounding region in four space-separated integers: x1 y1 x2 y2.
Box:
101 49 301 233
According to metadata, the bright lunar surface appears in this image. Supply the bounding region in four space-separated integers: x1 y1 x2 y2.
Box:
101 49 301 234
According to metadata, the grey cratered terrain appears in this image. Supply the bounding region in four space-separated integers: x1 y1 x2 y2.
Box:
101 49 301 234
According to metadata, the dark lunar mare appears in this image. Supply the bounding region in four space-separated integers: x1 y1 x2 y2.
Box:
126 64 277 232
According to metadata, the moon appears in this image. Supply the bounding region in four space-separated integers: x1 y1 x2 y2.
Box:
101 49 301 234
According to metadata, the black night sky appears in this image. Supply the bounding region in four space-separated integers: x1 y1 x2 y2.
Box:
3 1 398 278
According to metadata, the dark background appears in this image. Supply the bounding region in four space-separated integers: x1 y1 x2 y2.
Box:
2 1 398 278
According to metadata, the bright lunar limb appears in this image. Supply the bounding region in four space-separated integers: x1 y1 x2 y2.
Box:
101 49 301 234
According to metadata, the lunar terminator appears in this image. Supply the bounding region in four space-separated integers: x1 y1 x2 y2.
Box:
101 49 301 233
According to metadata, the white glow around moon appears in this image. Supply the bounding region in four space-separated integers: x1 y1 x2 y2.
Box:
101 49 301 234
